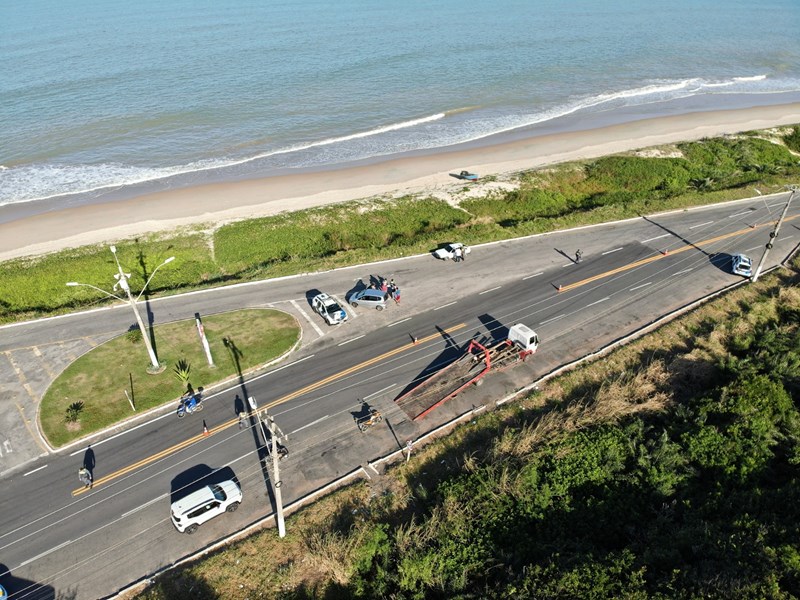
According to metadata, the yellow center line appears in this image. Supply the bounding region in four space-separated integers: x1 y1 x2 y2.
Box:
72 323 466 495
558 216 797 293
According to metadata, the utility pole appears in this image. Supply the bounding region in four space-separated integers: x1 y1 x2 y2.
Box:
752 186 797 282
267 413 287 538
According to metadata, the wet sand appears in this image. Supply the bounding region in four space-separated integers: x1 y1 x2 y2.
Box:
2 103 799 262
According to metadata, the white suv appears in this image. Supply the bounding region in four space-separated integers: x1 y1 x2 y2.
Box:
170 480 242 534
731 253 752 277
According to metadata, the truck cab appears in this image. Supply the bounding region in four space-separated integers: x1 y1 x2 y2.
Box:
507 323 539 352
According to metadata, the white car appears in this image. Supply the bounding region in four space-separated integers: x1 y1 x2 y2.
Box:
312 293 348 325
170 480 242 534
731 253 752 277
433 242 471 260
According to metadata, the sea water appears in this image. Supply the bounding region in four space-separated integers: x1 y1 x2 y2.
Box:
2 0 799 213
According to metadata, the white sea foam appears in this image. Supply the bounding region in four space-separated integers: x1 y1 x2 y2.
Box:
1 74 797 207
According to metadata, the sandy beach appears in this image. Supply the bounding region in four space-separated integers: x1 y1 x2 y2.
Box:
2 102 800 263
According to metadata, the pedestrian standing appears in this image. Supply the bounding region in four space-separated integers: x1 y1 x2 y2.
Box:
393 287 401 304
238 410 246 430
454 246 462 262
380 278 388 293
575 249 583 263
462 246 469 261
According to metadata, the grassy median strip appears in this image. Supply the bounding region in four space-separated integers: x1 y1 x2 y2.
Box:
41 309 299 447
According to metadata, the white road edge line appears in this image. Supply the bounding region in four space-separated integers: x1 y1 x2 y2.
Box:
290 414 330 435
122 494 167 519
641 233 670 243
23 465 47 477
540 314 566 325
339 335 365 346
434 301 457 311
689 221 714 229
586 297 610 307
629 282 653 291
364 383 396 401
388 317 412 327
523 272 544 280
20 539 72 567
602 247 623 255
479 286 502 295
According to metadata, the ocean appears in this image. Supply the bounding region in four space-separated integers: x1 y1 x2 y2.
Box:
2 0 800 216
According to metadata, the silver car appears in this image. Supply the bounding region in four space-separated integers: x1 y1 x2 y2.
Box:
349 289 388 310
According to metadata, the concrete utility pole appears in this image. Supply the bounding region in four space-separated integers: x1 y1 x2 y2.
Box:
267 413 287 538
752 186 797 282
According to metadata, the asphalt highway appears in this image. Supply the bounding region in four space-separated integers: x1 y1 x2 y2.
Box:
0 193 798 599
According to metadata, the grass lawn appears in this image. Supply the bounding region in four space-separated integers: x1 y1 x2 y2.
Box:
41 308 299 447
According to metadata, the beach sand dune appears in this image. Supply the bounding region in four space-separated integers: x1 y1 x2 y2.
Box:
2 103 799 263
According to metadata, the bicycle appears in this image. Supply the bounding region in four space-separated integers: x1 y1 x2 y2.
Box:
176 393 204 418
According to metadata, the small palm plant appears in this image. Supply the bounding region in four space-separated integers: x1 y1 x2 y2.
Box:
173 359 193 395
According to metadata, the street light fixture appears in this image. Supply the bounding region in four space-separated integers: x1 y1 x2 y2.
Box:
66 247 175 371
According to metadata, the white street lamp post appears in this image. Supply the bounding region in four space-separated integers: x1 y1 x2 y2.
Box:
67 247 174 371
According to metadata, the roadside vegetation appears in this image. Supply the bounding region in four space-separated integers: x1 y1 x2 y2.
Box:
41 309 299 447
2 126 800 324
131 255 800 599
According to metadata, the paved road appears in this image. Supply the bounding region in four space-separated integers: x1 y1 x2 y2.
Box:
0 193 798 598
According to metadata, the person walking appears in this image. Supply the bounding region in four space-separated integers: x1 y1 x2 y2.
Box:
78 466 92 489
238 410 246 430
575 249 583 263
454 246 462 262
393 287 401 304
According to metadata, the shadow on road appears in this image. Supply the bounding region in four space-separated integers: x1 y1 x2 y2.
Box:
169 464 238 503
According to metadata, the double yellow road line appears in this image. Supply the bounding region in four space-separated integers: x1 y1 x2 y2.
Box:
72 323 466 495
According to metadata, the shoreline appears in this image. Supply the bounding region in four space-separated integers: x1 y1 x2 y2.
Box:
2 102 800 263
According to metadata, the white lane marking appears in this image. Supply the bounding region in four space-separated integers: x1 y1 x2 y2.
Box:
121 494 167 519
768 202 785 208
20 539 72 567
602 247 623 255
540 314 566 325
562 262 576 268
289 414 330 435
673 268 694 276
746 246 763 252
388 317 411 327
339 335 365 346
689 221 714 229
291 300 324 337
23 465 47 476
434 301 457 311
479 286 502 295
523 272 543 280
586 297 610 307
641 233 670 243
364 383 396 401
729 210 751 218
629 282 653 291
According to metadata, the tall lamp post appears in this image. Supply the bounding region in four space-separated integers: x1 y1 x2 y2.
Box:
67 247 174 371
751 185 797 283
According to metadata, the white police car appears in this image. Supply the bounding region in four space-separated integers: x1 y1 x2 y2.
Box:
731 253 752 277
312 293 348 325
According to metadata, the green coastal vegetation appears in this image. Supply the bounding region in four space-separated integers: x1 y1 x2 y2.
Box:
133 256 800 600
2 126 800 325
41 309 299 447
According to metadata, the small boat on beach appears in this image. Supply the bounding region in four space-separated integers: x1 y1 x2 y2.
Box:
450 170 479 181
